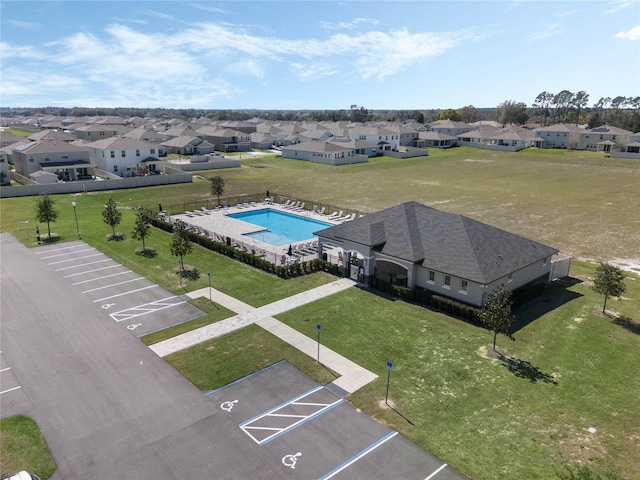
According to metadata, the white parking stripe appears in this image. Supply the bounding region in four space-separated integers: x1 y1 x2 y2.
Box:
63 264 122 277
93 284 159 303
56 259 112 271
82 277 144 293
424 463 448 480
41 247 95 259
0 386 21 395
47 253 103 265
72 271 132 285
0 367 11 373
33 244 80 254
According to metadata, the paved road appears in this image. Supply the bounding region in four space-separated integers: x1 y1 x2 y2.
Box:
0 233 465 479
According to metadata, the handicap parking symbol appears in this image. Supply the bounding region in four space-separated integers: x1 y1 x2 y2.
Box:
282 452 301 469
220 400 238 412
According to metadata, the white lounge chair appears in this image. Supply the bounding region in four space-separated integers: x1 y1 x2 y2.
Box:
330 210 343 220
318 207 326 215
282 200 291 208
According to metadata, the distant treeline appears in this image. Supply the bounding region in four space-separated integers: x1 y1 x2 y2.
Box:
2 91 639 131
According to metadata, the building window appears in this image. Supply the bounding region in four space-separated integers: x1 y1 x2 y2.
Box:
29 156 34 162
150 149 155 154
110 151 115 158
428 270 435 283
507 273 513 283
460 280 468 293
44 156 50 162
121 150 126 157
61 154 68 159
136 150 140 157
443 275 451 288
113 165 118 172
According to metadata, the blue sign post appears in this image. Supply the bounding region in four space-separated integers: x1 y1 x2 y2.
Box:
316 324 321 363
385 361 393 405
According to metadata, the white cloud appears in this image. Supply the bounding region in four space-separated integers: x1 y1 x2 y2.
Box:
7 19 43 29
321 17 379 31
615 24 640 40
553 10 578 17
605 0 637 14
228 59 265 79
290 61 339 81
528 23 562 42
0 42 44 60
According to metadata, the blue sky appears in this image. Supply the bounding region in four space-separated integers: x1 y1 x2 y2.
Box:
1 0 638 110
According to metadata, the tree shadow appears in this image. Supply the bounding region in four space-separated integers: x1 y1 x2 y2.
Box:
496 352 558 384
511 278 583 333
136 247 157 258
40 233 61 244
610 315 640 335
178 268 200 281
107 232 125 241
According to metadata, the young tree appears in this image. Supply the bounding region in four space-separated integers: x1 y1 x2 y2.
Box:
478 284 515 353
170 219 193 271
592 262 627 314
102 198 122 237
131 209 151 250
210 176 225 206
35 193 58 237
572 91 589 125
436 108 461 121
496 100 528 127
458 105 479 123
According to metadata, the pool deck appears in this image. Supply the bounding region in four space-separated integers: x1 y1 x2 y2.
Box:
170 201 346 263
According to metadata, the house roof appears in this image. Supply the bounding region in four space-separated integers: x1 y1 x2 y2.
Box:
84 137 156 150
535 123 584 133
283 141 353 153
315 202 557 284
13 139 89 154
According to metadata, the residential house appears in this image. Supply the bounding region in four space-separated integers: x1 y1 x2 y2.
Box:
314 201 558 307
0 130 24 148
84 137 160 177
347 126 401 151
576 125 632 152
72 124 132 141
456 126 499 147
281 140 368 165
196 127 252 152
487 127 537 151
160 136 214 155
418 131 457 148
428 119 475 137
12 139 93 181
28 130 77 142
611 132 640 159
327 137 379 157
534 123 583 149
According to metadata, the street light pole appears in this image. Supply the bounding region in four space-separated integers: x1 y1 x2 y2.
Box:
72 201 80 239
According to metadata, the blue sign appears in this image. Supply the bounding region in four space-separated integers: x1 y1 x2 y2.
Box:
316 324 321 332
387 361 393 371
208 272 211 278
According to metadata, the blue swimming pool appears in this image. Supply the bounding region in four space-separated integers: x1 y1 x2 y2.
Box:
228 208 332 246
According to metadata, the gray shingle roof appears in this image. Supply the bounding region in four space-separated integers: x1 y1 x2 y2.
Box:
315 202 557 284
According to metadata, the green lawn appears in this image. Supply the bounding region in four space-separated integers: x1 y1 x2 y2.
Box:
0 416 56 479
1 147 639 479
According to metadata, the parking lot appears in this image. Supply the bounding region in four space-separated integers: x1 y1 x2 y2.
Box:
33 240 205 337
205 361 466 479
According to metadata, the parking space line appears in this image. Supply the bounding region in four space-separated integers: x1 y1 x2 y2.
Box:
47 253 104 265
33 244 80 254
240 386 344 446
72 271 132 285
63 264 122 277
0 367 11 373
319 431 399 480
56 259 113 271
110 297 187 322
424 463 448 480
0 386 21 395
41 247 95 259
93 284 159 303
82 277 144 293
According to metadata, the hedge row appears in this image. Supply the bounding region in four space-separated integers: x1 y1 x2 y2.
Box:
148 215 339 278
368 275 546 323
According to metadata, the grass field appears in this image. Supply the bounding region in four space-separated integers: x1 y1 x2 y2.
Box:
0 415 57 479
1 147 639 479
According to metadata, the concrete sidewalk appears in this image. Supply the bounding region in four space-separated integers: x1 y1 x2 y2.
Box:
149 278 378 394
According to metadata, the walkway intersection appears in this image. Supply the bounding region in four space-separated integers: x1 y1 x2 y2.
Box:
149 278 379 394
